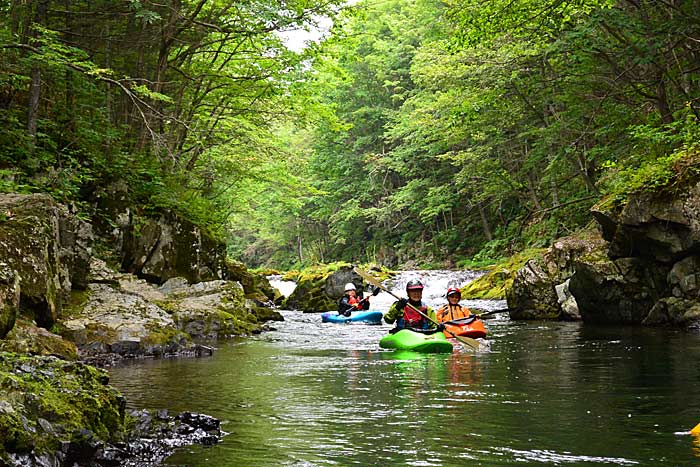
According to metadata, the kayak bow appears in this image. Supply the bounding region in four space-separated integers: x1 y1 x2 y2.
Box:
379 329 454 353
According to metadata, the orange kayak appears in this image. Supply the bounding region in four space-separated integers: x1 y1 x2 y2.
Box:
442 316 487 339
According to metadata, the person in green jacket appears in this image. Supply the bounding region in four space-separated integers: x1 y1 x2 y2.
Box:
384 279 440 331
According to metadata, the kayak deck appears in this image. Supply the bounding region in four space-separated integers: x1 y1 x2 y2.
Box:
379 329 454 353
442 316 487 339
321 310 383 324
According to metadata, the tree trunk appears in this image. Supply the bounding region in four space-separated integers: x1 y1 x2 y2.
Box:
297 224 303 264
550 178 560 207
575 152 599 195
526 171 543 210
27 0 48 142
656 75 674 125
478 201 493 242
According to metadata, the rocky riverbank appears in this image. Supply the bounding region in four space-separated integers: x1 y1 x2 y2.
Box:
0 192 283 465
481 178 700 330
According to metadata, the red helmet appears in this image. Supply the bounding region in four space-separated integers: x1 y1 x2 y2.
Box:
446 287 461 298
406 279 424 291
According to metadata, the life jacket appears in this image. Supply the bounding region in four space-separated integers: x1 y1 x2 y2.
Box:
437 303 472 322
398 301 430 329
338 294 362 314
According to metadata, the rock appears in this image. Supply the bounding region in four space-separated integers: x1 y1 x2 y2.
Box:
555 279 580 320
56 207 93 290
0 353 127 466
226 259 278 301
643 297 700 330
87 258 126 284
0 194 65 329
667 256 700 299
505 233 606 320
59 282 184 358
283 264 364 312
506 260 560 319
0 268 20 339
569 256 669 324
0 318 78 359
0 352 223 467
121 210 227 284
90 180 132 256
592 182 700 262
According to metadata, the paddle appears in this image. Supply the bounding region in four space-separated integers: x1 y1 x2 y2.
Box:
444 316 477 326
353 267 480 351
474 308 512 318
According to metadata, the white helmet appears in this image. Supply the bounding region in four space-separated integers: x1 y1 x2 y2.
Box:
344 282 356 291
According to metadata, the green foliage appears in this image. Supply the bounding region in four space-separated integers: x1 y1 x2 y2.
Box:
3 0 700 270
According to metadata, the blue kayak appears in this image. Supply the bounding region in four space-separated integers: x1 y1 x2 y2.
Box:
321 310 383 324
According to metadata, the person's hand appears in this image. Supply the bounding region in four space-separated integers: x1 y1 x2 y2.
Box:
372 287 380 296
396 298 408 309
343 310 352 317
436 323 446 331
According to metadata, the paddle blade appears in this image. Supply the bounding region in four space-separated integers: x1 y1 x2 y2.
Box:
448 333 480 350
354 267 391 295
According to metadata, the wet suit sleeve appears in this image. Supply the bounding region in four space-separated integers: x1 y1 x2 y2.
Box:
338 297 353 315
426 306 438 329
384 301 401 324
360 297 370 310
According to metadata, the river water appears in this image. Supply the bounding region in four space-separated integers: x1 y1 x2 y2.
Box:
108 271 700 466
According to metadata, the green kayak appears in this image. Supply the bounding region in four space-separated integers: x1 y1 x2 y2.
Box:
379 329 454 353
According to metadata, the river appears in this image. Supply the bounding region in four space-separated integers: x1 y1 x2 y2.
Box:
108 271 700 466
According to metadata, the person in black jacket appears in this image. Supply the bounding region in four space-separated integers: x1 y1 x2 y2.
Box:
337 282 379 316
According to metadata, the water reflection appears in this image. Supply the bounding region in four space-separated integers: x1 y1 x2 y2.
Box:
108 294 700 466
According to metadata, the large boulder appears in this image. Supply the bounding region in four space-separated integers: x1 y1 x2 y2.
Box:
90 180 132 252
0 194 92 331
121 210 227 284
569 256 670 324
592 182 700 262
59 260 280 359
0 353 127 464
506 233 606 320
283 264 365 312
506 260 560 320
226 260 278 302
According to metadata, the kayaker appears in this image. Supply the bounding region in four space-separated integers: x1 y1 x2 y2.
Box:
338 282 376 317
437 287 473 323
384 279 441 331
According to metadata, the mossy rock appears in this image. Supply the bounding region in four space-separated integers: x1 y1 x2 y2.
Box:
0 318 77 360
461 249 546 299
226 259 276 301
282 262 354 312
0 352 127 461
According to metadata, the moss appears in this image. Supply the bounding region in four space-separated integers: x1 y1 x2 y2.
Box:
461 249 546 299
153 300 179 314
0 318 78 360
142 325 189 348
0 352 127 460
62 289 91 318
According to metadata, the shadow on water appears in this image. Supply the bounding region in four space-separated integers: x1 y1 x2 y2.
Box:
107 273 700 467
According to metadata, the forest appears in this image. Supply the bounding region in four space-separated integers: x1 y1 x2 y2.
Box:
2 0 700 270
